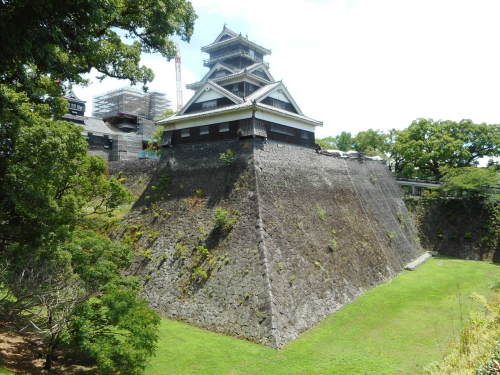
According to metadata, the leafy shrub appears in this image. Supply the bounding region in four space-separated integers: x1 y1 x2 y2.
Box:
214 208 238 233
219 149 236 166
426 293 499 375
174 242 188 257
477 343 500 375
195 245 209 256
191 266 208 281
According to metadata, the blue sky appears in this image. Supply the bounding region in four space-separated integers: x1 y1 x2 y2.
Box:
76 0 500 138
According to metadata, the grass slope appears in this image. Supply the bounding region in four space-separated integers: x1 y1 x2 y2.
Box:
146 258 499 375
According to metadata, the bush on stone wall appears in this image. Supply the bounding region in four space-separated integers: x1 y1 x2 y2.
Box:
219 149 236 166
214 208 238 233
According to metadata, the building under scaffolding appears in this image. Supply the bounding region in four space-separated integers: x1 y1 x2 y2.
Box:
63 90 161 161
92 87 170 120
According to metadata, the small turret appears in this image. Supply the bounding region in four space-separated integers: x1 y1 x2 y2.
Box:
65 89 86 116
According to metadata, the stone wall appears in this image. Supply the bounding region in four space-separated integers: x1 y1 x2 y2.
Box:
405 197 499 262
118 138 423 348
253 141 421 345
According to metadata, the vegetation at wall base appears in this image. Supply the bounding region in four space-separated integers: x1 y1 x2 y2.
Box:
426 292 499 375
145 258 499 375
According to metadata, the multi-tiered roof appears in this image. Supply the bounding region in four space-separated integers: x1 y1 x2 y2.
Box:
159 26 322 146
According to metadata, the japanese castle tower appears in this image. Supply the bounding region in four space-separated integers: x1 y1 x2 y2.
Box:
158 26 322 146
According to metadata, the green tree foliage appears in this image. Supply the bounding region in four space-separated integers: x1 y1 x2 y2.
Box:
335 131 354 151
315 136 337 149
353 129 389 156
0 0 196 371
440 166 499 198
0 0 196 87
391 119 500 179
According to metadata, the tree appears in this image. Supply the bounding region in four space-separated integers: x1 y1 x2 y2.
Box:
0 0 196 87
315 136 337 149
335 131 354 151
353 129 389 156
0 0 196 371
439 166 499 199
391 119 500 179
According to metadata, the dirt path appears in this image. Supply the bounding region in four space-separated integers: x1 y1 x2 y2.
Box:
0 329 92 375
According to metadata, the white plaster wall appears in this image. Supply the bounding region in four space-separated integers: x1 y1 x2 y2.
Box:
195 88 224 103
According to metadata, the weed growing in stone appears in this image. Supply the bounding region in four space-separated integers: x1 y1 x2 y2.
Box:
329 239 338 251
138 248 153 259
214 208 238 233
174 242 188 257
219 149 236 166
328 229 338 251
155 175 172 193
317 206 327 221
191 266 209 281
195 245 210 256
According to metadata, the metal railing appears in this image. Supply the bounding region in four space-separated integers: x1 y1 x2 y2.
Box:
203 50 261 66
395 177 440 185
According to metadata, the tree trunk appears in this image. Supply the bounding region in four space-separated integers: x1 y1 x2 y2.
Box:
44 351 52 372
44 337 58 373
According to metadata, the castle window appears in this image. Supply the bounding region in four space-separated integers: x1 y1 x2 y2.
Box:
219 123 229 132
200 126 209 135
270 124 294 136
201 100 217 110
181 128 190 138
301 131 311 140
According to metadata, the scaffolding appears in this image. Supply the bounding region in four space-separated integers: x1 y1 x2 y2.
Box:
92 87 170 120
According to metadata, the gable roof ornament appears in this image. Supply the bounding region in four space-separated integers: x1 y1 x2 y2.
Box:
212 25 239 44
247 81 303 115
179 80 244 116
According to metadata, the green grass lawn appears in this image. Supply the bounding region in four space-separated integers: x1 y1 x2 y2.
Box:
146 258 499 375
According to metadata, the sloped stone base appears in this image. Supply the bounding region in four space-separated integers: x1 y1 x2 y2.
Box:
118 138 423 348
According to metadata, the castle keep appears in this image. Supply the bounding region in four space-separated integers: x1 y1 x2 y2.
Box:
121 27 423 348
158 25 322 147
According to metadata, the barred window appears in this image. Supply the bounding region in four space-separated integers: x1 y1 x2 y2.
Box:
270 124 294 136
181 128 190 138
219 123 230 132
200 126 209 135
